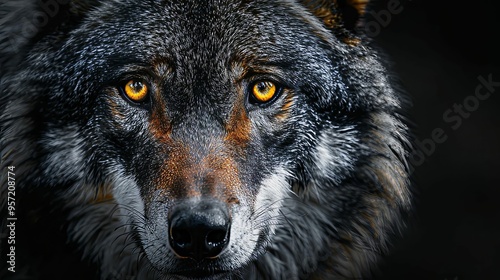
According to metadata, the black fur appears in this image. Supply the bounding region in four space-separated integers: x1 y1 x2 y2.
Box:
1 0 413 279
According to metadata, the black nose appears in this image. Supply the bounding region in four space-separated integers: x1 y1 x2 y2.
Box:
168 199 231 261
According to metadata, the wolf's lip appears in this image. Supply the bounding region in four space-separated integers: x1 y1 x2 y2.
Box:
173 269 228 279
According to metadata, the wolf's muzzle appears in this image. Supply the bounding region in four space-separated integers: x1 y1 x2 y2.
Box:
168 199 231 261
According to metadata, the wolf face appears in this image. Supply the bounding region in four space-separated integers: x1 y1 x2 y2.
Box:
1 0 412 279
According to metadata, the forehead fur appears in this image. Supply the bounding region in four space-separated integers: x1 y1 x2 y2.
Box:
67 0 339 64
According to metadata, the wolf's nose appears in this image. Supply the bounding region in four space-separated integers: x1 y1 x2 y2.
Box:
168 199 231 261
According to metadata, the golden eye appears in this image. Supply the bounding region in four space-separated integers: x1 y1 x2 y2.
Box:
124 80 148 102
252 81 277 103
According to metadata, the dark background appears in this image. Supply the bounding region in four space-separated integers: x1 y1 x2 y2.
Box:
1 1 498 279
369 0 500 279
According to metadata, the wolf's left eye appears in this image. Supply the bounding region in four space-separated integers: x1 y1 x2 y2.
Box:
123 80 149 103
250 81 279 104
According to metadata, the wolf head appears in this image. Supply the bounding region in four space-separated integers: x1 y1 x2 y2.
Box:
1 0 412 279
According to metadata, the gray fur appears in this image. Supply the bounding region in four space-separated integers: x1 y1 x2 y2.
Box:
0 0 412 279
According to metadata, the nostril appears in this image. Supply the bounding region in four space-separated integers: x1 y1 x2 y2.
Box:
171 228 191 248
206 229 227 248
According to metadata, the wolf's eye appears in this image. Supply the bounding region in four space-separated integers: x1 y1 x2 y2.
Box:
123 80 149 102
251 81 277 103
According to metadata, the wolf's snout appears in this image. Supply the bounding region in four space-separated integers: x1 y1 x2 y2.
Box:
168 199 231 261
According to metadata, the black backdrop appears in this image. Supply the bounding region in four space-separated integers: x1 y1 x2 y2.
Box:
369 0 500 279
2 1 498 279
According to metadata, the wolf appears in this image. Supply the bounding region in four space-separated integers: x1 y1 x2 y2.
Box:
0 0 413 279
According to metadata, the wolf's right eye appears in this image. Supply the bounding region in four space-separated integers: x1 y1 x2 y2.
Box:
122 80 149 103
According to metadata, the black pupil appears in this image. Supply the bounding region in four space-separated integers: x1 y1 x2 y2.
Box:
258 82 270 93
131 81 143 92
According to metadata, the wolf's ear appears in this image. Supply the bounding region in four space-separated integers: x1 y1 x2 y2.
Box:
299 0 369 43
